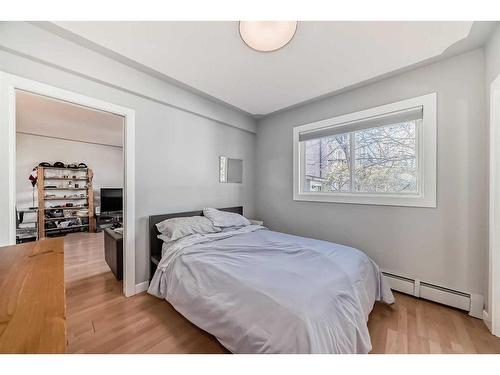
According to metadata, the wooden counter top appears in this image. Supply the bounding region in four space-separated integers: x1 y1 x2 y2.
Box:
0 238 66 353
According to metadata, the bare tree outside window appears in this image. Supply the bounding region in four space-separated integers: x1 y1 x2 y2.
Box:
355 122 417 193
304 121 418 194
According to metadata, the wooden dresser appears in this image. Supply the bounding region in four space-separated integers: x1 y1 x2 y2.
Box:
0 238 66 353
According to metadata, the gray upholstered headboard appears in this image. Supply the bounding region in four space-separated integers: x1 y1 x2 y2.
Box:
148 206 243 279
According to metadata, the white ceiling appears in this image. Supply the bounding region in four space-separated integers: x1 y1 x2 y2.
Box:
16 90 124 147
51 21 476 116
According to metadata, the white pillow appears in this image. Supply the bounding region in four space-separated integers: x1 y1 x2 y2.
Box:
156 216 221 242
203 208 250 228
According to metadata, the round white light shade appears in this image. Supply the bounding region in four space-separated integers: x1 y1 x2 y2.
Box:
239 21 297 52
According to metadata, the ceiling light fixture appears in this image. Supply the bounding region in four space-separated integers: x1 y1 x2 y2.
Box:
239 21 298 52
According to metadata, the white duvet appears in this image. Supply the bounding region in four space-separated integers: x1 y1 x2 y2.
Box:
148 225 394 354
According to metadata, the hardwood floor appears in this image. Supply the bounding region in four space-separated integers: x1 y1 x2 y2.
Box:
64 232 500 354
368 292 500 353
64 232 226 354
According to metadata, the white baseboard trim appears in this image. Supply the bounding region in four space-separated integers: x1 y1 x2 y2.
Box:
135 281 149 294
468 294 484 319
483 310 492 331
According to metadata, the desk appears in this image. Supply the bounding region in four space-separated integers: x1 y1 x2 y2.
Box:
0 238 66 353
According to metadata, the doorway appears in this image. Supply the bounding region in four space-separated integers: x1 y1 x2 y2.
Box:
0 72 136 297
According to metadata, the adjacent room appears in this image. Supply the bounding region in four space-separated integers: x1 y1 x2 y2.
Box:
14 90 126 299
1 18 500 358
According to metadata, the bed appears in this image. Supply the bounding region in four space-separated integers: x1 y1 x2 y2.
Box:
148 206 394 354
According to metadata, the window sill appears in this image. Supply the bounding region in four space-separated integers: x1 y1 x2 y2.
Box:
293 192 436 208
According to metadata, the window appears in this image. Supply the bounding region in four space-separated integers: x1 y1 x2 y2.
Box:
293 93 436 207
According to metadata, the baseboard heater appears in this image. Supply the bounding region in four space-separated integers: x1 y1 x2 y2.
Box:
381 271 484 319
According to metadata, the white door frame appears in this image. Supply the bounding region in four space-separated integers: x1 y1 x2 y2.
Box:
0 71 137 297
489 74 500 337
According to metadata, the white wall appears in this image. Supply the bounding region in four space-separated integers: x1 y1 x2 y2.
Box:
256 49 488 297
485 23 500 324
0 22 257 285
485 24 500 90
16 133 123 210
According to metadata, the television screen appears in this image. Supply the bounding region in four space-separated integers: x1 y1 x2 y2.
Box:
100 188 123 213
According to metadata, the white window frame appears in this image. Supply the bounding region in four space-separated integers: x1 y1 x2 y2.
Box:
293 93 437 207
